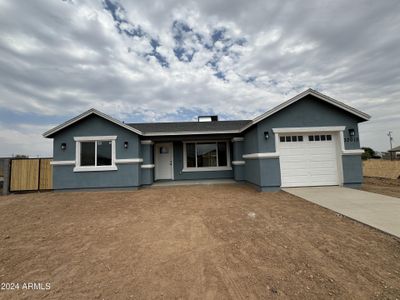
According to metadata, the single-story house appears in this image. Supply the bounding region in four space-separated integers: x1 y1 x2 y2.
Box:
43 88 370 191
388 145 400 159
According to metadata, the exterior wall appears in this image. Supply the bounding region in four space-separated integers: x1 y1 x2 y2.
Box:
342 155 363 185
53 164 140 189
232 139 245 181
140 142 154 185
242 95 365 190
52 115 141 190
172 141 234 180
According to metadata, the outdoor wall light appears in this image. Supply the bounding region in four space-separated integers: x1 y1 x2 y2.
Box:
348 128 355 136
264 131 269 140
124 141 129 149
61 143 67 151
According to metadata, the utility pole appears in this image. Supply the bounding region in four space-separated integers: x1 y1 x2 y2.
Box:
388 131 393 160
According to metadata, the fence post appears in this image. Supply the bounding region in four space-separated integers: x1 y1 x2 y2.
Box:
2 158 10 195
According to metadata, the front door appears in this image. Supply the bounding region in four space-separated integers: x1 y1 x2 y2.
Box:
155 143 173 180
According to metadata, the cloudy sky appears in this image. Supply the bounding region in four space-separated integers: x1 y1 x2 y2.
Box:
0 0 399 157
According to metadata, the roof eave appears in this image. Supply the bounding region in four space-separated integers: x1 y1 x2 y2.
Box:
240 89 371 132
42 108 143 138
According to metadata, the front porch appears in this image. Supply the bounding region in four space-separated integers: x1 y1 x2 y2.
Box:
140 136 245 186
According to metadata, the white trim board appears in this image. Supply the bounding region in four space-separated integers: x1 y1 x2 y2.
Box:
232 160 245 165
43 109 143 138
241 89 370 132
74 135 117 141
50 160 75 166
243 152 280 159
141 164 155 168
182 167 232 172
272 126 345 133
115 158 143 164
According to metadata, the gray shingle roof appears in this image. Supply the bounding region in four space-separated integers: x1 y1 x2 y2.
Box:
128 120 251 134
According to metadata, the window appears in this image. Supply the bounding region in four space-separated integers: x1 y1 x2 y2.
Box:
184 141 230 171
74 136 117 172
309 134 333 142
280 135 304 143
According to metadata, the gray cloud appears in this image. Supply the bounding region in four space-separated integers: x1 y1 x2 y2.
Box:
0 0 399 156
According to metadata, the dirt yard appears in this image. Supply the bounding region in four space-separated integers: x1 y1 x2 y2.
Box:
0 185 399 299
362 177 400 198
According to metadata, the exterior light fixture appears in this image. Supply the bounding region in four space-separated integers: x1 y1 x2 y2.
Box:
348 128 355 136
124 141 129 149
61 143 66 151
264 131 269 140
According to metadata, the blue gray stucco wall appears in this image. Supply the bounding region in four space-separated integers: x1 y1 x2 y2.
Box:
140 142 154 185
242 95 366 190
51 115 141 190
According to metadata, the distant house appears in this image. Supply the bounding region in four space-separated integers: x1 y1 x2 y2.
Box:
43 89 370 191
388 146 400 159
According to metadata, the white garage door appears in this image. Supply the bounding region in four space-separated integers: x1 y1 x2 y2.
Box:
279 133 339 187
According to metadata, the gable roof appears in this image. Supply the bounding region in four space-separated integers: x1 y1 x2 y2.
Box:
240 88 371 132
42 108 143 138
128 120 250 136
43 89 370 138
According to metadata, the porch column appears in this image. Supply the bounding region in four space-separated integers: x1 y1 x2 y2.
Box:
140 140 154 185
231 137 245 181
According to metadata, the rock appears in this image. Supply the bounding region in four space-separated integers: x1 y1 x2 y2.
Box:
4 235 10 239
271 287 278 294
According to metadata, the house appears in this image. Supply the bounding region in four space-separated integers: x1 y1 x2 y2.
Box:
43 88 370 191
388 146 400 159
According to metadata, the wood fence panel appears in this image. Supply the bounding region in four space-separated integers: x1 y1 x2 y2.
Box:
39 159 53 190
363 160 400 179
10 159 39 191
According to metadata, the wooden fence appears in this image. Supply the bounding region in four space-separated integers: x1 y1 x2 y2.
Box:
363 160 400 179
9 158 52 192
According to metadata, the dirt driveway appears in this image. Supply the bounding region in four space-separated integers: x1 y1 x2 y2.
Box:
362 177 400 198
0 184 399 299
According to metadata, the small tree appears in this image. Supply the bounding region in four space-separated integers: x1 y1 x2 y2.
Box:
361 147 375 160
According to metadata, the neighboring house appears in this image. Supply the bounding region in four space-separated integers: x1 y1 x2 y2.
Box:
388 146 400 159
43 89 370 191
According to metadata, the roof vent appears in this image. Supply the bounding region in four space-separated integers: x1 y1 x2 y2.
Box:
198 115 218 122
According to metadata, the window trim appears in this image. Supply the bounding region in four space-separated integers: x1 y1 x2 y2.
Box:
73 136 117 172
182 141 231 172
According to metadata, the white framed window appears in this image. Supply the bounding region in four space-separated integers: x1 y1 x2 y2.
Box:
183 141 231 172
73 136 117 172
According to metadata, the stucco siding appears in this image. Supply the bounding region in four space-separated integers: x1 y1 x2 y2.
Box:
53 164 139 189
242 95 364 190
342 155 363 184
52 115 141 190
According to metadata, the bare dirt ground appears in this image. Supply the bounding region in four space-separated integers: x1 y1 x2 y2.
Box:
362 177 400 198
0 184 399 299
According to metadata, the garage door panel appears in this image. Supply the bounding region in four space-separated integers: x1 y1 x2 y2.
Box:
279 133 339 187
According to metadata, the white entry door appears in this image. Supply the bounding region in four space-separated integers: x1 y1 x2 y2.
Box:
279 133 339 187
155 143 173 180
